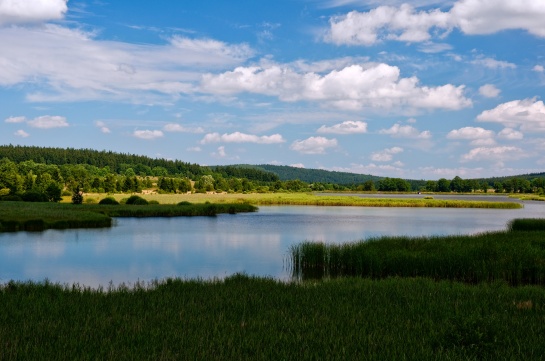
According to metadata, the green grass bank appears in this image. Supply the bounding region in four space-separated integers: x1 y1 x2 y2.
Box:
290 219 545 286
1 275 545 360
0 201 257 232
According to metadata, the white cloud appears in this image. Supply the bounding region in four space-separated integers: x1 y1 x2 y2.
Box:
14 129 29 137
290 163 305 168
324 1 545 46
533 65 545 73
95 121 111 134
201 63 471 111
290 136 338 154
0 25 252 103
163 123 204 133
477 98 545 132
200 132 285 144
471 58 516 69
461 146 526 162
187 146 202 152
498 127 523 140
27 115 68 128
0 0 67 26
133 130 164 140
447 126 495 140
317 120 368 134
370 146 403 162
379 123 432 138
4 116 26 123
478 84 500 98
214 146 227 158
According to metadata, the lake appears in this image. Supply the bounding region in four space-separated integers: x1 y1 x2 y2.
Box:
1 199 544 288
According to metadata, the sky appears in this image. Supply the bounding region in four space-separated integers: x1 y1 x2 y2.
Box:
1 0 545 180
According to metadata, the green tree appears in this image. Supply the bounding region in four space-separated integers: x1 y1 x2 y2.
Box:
436 178 451 192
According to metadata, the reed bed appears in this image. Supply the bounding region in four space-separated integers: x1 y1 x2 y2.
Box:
290 226 545 286
0 202 257 232
92 192 522 209
1 275 544 360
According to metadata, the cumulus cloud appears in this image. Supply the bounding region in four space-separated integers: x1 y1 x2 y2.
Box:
447 126 496 146
4 115 26 123
534 65 545 73
447 126 494 140
370 147 403 162
14 129 29 137
317 120 368 134
290 163 305 168
0 25 252 102
477 98 545 132
290 136 338 154
0 0 67 26
213 146 227 158
461 146 526 163
200 132 285 144
498 127 523 140
479 84 500 98
201 63 471 111
163 123 204 133
379 123 431 138
95 121 111 134
324 1 545 46
133 130 164 140
27 115 68 128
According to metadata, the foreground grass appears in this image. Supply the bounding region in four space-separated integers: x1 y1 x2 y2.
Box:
0 202 257 232
86 192 522 209
290 220 545 286
1 275 544 360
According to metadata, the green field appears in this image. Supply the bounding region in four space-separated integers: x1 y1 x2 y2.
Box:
83 192 522 209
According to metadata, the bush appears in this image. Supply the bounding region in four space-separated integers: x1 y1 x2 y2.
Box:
21 191 49 202
125 195 148 205
0 195 23 202
99 197 119 205
177 201 192 206
148 200 159 205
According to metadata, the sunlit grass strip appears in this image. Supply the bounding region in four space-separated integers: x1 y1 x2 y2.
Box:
88 192 522 209
0 202 257 232
1 275 545 360
290 227 545 286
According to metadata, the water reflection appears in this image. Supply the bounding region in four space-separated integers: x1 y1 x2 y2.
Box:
1 203 544 288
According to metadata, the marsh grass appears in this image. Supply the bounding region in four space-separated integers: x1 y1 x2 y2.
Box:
0 202 257 232
290 226 545 286
1 275 544 360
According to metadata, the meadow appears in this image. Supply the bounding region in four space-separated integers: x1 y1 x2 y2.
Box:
85 192 522 209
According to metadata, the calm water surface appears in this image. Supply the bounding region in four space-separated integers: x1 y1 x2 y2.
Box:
1 202 544 287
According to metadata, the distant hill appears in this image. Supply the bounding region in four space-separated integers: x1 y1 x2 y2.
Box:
226 164 383 185
0 144 205 177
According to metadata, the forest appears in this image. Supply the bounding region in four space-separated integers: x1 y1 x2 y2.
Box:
0 145 544 203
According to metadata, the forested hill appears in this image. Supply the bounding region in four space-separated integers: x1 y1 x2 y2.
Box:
0 145 205 177
232 164 383 185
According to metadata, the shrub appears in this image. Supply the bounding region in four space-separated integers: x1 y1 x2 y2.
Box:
148 200 159 205
21 191 49 202
0 195 23 202
99 197 119 205
125 195 148 205
177 201 192 206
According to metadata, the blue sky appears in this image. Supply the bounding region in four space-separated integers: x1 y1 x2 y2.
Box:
1 0 545 179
